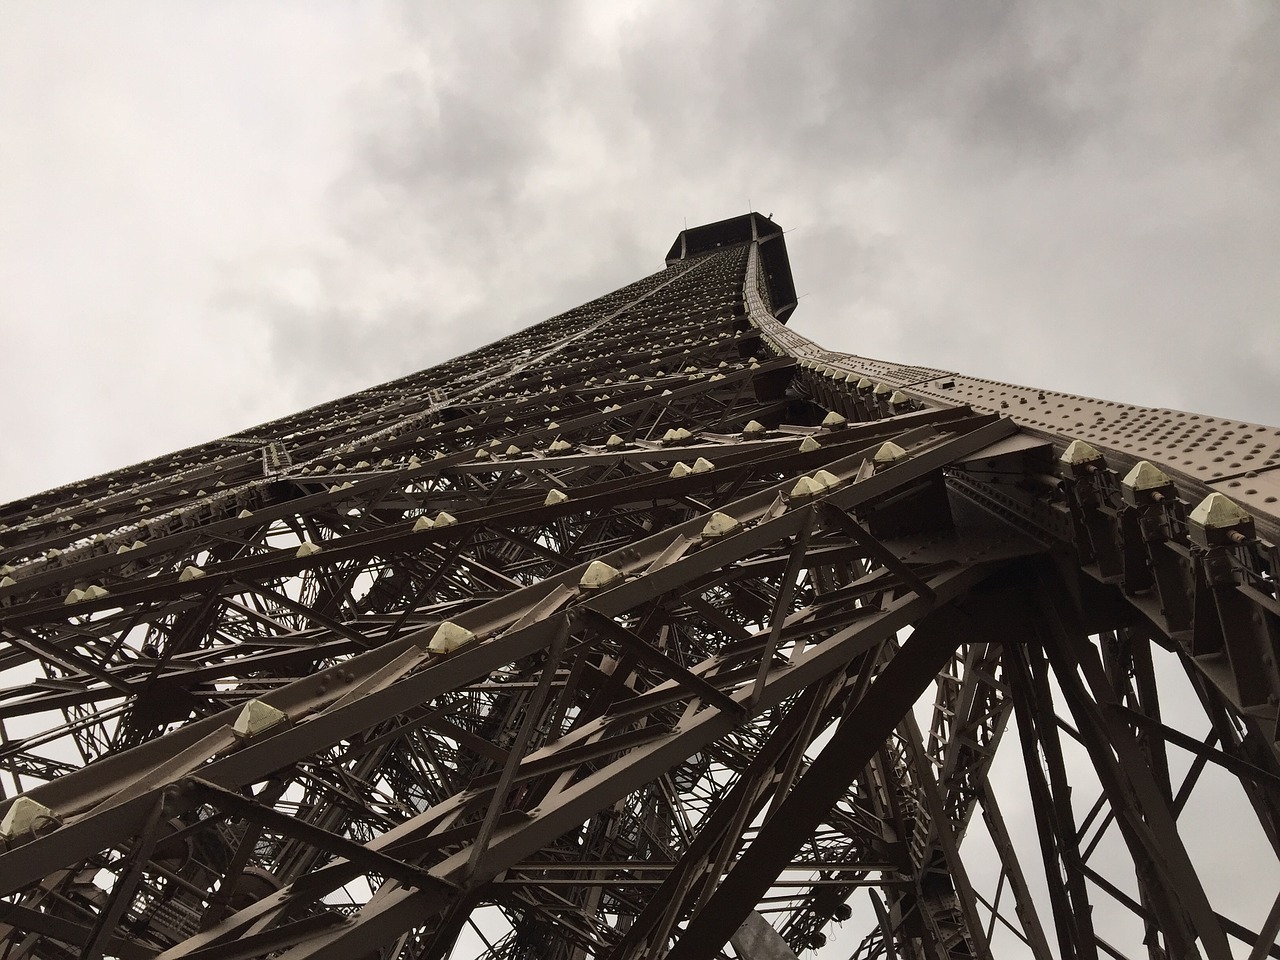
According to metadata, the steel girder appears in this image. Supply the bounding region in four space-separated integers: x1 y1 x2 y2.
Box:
0 213 1276 960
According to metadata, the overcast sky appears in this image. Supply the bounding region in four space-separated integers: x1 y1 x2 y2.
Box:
2 2 1277 504
1 4 1278 954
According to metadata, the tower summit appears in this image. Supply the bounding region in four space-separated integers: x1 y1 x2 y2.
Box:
0 216 1277 960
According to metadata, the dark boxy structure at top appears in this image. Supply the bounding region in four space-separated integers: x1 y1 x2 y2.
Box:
666 212 798 323
0 214 1277 960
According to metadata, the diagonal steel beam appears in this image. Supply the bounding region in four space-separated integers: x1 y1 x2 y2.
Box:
664 603 979 959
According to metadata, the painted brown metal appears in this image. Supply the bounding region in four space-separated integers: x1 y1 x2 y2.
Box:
0 215 1276 960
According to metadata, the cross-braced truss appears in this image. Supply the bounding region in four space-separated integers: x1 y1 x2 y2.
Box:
0 213 1277 960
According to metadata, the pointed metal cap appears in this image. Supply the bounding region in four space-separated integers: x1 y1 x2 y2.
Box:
788 476 824 500
873 441 909 464
691 457 715 474
544 489 570 506
234 699 288 738
742 420 767 438
1187 493 1255 547
821 411 847 428
1061 439 1104 465
1120 461 1176 506
811 469 841 492
1058 439 1106 478
606 434 626 448
0 796 58 840
296 541 322 558
701 512 742 539
799 436 822 453
670 462 693 479
429 620 476 654
1189 492 1250 529
1123 461 1170 491
434 511 458 527
412 516 435 532
579 559 623 591
179 565 206 582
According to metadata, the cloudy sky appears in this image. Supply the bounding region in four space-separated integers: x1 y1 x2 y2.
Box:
2 2 1277 504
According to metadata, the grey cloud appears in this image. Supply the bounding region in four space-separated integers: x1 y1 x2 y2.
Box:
354 80 533 202
612 2 1107 171
224 0 1279 438
232 3 676 402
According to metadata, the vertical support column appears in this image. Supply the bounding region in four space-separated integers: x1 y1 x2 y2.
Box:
1036 575 1231 960
1006 638 1100 960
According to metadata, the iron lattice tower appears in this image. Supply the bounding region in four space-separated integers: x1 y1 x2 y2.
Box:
0 214 1278 960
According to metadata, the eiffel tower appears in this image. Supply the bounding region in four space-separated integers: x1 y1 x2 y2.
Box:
0 213 1277 960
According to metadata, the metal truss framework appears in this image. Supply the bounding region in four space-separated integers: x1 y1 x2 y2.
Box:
0 213 1277 960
